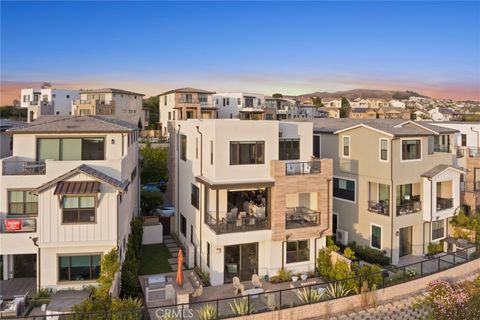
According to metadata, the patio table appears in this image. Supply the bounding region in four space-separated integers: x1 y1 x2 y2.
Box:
242 288 264 298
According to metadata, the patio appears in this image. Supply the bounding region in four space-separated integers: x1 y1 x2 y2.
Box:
0 277 36 300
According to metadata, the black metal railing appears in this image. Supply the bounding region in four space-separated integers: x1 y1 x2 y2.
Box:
2 160 46 175
205 212 269 234
367 200 389 216
436 197 453 211
285 160 321 176
396 200 422 216
285 207 320 229
0 217 37 233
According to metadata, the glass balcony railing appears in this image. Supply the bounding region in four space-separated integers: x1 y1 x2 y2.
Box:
396 200 422 216
205 211 269 234
2 160 46 175
285 160 321 176
436 197 453 211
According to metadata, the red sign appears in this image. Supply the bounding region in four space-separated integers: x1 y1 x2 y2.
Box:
4 219 22 231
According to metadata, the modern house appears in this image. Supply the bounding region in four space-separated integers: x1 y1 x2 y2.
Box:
171 119 332 286
428 107 462 122
297 105 329 119
71 88 147 128
264 96 298 120
0 119 25 159
349 108 377 119
158 88 217 137
312 118 462 264
213 92 265 119
0 116 140 292
20 88 80 123
377 107 411 120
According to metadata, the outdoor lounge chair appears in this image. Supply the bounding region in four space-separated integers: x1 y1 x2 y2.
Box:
191 284 203 299
251 274 262 288
233 276 245 295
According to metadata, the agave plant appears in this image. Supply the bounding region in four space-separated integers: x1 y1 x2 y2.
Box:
296 287 323 303
325 282 352 299
197 304 217 320
229 297 250 315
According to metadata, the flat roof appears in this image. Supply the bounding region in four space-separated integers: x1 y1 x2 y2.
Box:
80 88 144 96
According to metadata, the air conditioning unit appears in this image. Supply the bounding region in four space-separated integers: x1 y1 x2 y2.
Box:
336 229 349 246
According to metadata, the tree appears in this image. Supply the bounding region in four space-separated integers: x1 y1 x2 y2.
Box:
0 105 27 121
139 147 168 183
311 96 323 108
41 82 52 89
140 190 164 215
340 97 351 118
143 96 159 129
272 93 283 98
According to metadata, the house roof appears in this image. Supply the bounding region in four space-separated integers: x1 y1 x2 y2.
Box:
7 115 138 134
438 107 459 115
378 107 410 113
421 164 464 178
158 87 216 96
54 181 101 195
34 164 129 194
308 118 457 137
350 108 371 113
79 88 144 96
0 118 26 132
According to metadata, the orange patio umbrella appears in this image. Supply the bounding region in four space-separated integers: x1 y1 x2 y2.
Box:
176 249 184 286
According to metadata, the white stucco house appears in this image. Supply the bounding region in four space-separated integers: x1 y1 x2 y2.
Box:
20 88 80 123
213 92 265 119
0 115 140 292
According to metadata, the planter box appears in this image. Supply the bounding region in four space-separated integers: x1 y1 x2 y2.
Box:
452 227 476 243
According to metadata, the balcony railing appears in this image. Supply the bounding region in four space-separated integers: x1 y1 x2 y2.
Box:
396 200 422 216
285 160 321 176
285 207 320 229
205 212 269 234
469 148 480 157
0 217 36 233
368 200 389 216
2 160 46 175
434 144 450 153
437 197 453 211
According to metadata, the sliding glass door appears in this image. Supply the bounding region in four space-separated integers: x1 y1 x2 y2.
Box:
224 243 258 283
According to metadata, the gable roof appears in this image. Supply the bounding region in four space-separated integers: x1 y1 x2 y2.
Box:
7 115 138 134
33 164 129 194
79 88 144 96
158 87 216 96
421 164 464 178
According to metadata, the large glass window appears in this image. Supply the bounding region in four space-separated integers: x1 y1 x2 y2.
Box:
279 139 300 160
180 134 187 161
230 141 265 165
8 191 38 215
286 240 310 263
62 196 96 223
37 138 104 161
198 93 208 103
59 255 100 281
402 139 421 160
371 225 382 249
333 177 355 202
191 184 199 209
432 220 445 241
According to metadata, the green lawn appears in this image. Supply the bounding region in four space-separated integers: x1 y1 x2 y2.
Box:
139 243 173 275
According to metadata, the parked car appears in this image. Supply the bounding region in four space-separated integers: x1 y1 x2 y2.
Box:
155 205 174 217
142 183 161 192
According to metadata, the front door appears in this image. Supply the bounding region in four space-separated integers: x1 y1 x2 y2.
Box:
399 226 412 257
224 243 258 283
13 254 36 278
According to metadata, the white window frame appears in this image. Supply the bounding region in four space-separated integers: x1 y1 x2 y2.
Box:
333 176 356 204
431 219 446 241
342 136 351 158
370 223 383 250
400 138 422 162
379 138 389 162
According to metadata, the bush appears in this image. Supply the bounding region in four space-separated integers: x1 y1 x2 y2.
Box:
351 244 390 266
121 218 144 298
356 264 382 290
425 280 471 320
329 260 356 292
140 190 164 215
451 210 480 232
140 147 168 184
276 268 292 282
343 247 355 260
427 242 443 256
317 248 333 278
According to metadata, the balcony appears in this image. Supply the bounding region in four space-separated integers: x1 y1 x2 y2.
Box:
469 148 480 157
396 200 422 216
339 158 358 174
0 217 37 233
434 144 450 153
285 207 320 229
285 160 321 176
368 200 389 216
205 212 268 234
2 160 46 175
436 197 453 211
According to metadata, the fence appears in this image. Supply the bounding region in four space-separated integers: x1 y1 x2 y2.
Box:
5 247 478 320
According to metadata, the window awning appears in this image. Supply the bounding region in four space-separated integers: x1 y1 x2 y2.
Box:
54 181 100 195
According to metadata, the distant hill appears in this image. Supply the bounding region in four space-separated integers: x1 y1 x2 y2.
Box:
293 89 428 101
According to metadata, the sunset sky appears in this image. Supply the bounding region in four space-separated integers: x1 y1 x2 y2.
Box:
1 1 479 105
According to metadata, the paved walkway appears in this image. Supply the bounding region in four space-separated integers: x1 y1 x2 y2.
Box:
163 234 181 270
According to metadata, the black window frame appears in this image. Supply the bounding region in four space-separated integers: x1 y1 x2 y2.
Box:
36 137 105 161
286 240 310 264
333 177 356 202
401 139 421 160
380 139 388 161
371 225 382 249
461 134 467 147
58 255 101 282
8 190 38 215
342 136 350 157
207 242 211 268
191 184 199 209
432 220 445 241
230 141 265 165
62 196 96 224
180 214 187 236
180 134 187 161
279 139 300 160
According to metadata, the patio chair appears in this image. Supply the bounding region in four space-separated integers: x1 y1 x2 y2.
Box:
191 285 203 299
233 277 245 295
252 274 262 288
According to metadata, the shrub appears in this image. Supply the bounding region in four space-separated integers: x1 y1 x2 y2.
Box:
427 242 443 256
325 282 351 299
276 268 292 282
229 298 250 315
140 190 164 215
194 266 211 286
425 280 470 320
121 218 144 298
356 264 382 290
343 247 355 260
296 287 323 303
351 244 390 266
317 248 333 278
110 297 143 320
197 304 217 320
450 210 480 232
329 260 356 292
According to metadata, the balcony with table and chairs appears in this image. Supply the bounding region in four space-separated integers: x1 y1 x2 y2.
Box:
285 206 320 229
368 182 390 216
396 183 422 216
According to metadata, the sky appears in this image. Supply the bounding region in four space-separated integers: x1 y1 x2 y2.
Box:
1 1 479 104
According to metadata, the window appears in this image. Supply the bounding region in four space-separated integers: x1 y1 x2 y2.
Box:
37 138 105 161
342 136 350 157
180 134 187 161
42 95 48 102
59 255 100 281
181 94 192 103
66 95 70 99
371 225 382 249
164 96 167 105
333 177 355 202
207 242 211 268
402 139 421 160
23 95 30 102
286 240 310 263
173 111 175 120
210 140 214 164
434 135 450 152
131 166 137 182
432 220 445 241
186 111 194 119
332 213 338 235
180 214 187 236
226 98 230 106
168 112 171 120
474 168 480 190
237 98 241 105
230 141 265 165
380 139 388 161
313 135 320 158
62 196 96 223
191 184 199 209
8 191 38 215
195 138 198 159
279 139 300 160
198 94 208 103
190 225 194 244
461 134 467 147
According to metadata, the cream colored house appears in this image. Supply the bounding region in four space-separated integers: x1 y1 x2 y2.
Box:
312 119 462 264
0 116 140 291
170 119 332 285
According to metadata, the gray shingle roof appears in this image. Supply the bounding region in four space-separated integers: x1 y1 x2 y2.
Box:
7 115 138 134
80 88 145 96
158 87 216 96
421 164 463 178
308 118 457 137
0 118 27 131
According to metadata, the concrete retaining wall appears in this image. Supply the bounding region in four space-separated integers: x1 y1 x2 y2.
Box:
143 223 163 245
